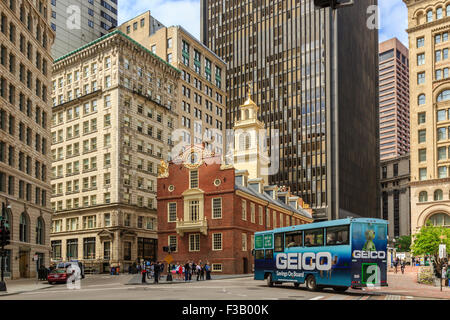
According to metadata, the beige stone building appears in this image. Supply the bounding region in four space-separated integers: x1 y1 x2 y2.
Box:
404 0 450 233
0 0 55 279
50 29 180 273
118 11 227 155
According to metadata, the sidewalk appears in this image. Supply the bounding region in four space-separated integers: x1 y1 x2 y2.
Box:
358 266 450 300
0 278 52 297
127 273 253 285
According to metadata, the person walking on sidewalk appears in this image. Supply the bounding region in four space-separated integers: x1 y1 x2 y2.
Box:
196 263 202 281
401 259 406 274
141 263 147 284
205 262 211 280
394 259 398 274
154 261 160 284
184 261 191 282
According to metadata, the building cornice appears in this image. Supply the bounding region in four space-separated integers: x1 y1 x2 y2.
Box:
410 177 450 187
406 16 450 33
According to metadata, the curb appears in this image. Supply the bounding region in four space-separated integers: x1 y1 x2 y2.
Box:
126 275 253 286
0 285 53 297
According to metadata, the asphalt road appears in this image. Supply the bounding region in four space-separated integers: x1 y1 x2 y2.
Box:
0 275 428 300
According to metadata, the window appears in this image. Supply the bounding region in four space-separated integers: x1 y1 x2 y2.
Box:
419 191 428 202
427 10 433 23
212 233 222 250
212 198 222 218
274 233 284 252
19 212 28 242
434 189 444 201
417 72 425 84
241 233 247 251
326 225 349 245
419 168 427 181
419 149 427 162
189 200 199 221
241 199 247 220
189 234 200 251
83 237 96 260
189 170 198 188
168 235 177 252
427 213 450 227
168 202 177 222
417 37 425 48
417 53 425 66
418 130 426 143
304 228 324 247
250 203 255 223
285 231 303 248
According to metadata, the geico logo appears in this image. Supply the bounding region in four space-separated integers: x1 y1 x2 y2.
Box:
276 252 332 271
352 250 386 259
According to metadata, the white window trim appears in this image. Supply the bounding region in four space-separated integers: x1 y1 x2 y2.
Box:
168 235 178 253
212 233 223 251
212 263 223 272
212 197 222 219
189 233 201 252
168 202 177 222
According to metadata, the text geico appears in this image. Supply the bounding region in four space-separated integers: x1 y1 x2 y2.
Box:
275 252 332 271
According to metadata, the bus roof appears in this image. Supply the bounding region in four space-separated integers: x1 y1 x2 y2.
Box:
255 218 388 236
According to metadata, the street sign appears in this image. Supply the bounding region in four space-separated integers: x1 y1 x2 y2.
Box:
439 244 447 259
263 234 273 248
164 254 173 265
255 235 263 249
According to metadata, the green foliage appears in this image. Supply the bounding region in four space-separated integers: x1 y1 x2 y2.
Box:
395 235 411 252
411 225 450 257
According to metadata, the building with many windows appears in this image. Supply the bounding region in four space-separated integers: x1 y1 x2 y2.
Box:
379 38 410 160
201 0 380 221
118 11 227 155
0 0 55 279
50 30 180 272
50 0 118 59
404 0 450 232
380 154 411 239
157 90 313 274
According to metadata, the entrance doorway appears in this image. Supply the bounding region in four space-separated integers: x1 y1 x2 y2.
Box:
19 251 29 278
243 257 248 274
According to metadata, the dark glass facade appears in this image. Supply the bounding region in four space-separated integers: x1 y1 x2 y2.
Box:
201 0 379 221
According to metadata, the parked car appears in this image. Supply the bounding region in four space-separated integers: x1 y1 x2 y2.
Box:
56 261 85 279
47 268 69 284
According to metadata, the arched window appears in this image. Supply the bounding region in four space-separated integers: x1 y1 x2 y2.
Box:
437 7 443 19
447 5 450 17
239 133 251 150
427 10 433 22
36 217 44 245
19 212 29 242
427 213 450 227
437 90 450 102
418 94 426 105
434 189 443 201
419 191 428 202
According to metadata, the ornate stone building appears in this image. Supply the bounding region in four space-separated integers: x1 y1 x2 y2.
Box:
0 0 55 279
404 0 450 233
50 30 180 273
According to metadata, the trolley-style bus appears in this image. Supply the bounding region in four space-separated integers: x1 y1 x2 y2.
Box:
253 218 388 291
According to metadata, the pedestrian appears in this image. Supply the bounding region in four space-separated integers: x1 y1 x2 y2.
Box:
394 258 398 274
205 262 211 280
154 261 160 284
184 260 190 282
159 262 165 280
192 261 197 280
200 263 205 280
189 261 193 281
141 264 147 284
196 263 201 281
401 259 405 274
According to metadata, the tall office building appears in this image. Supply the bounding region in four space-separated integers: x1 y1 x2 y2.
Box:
201 0 379 221
49 0 118 58
0 0 55 278
118 11 227 155
50 30 180 272
404 0 450 233
379 38 410 161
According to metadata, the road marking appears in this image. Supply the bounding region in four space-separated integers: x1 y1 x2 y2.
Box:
359 295 370 300
309 296 325 300
405 296 414 299
385 295 401 300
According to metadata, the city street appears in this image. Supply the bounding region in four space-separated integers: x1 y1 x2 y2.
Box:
0 270 446 300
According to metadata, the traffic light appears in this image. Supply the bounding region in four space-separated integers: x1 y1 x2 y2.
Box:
0 222 10 247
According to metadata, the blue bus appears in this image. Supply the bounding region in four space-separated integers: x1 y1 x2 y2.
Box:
253 218 388 291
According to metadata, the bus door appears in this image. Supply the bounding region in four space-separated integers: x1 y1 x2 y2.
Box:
350 222 388 288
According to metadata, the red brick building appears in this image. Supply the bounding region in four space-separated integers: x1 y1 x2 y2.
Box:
156 146 313 274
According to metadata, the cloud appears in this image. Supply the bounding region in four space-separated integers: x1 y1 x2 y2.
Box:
378 0 409 47
118 0 200 39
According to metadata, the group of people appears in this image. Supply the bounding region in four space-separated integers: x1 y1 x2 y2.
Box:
393 258 406 274
168 261 212 282
138 261 165 284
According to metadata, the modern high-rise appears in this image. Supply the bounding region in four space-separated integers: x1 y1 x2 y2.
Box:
50 30 180 272
404 0 450 233
49 0 118 58
201 0 379 221
379 38 410 161
0 0 55 279
118 11 227 155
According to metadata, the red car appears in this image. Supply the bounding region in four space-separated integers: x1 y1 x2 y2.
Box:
47 268 69 284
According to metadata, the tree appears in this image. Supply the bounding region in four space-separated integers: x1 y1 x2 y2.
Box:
411 224 450 277
395 235 411 252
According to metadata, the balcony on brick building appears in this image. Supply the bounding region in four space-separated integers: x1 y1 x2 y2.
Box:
175 217 208 236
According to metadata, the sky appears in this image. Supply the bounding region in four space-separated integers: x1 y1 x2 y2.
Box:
119 0 409 47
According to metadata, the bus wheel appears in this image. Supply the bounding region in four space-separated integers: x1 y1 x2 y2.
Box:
294 282 300 288
266 274 274 287
306 275 318 291
333 286 349 292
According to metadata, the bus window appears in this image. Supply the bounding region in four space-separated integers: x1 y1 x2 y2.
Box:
326 225 349 246
376 225 386 240
274 233 284 252
285 231 303 248
304 228 324 247
255 250 264 260
265 249 273 260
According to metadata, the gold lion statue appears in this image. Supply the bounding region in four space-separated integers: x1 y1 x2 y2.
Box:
158 160 169 178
